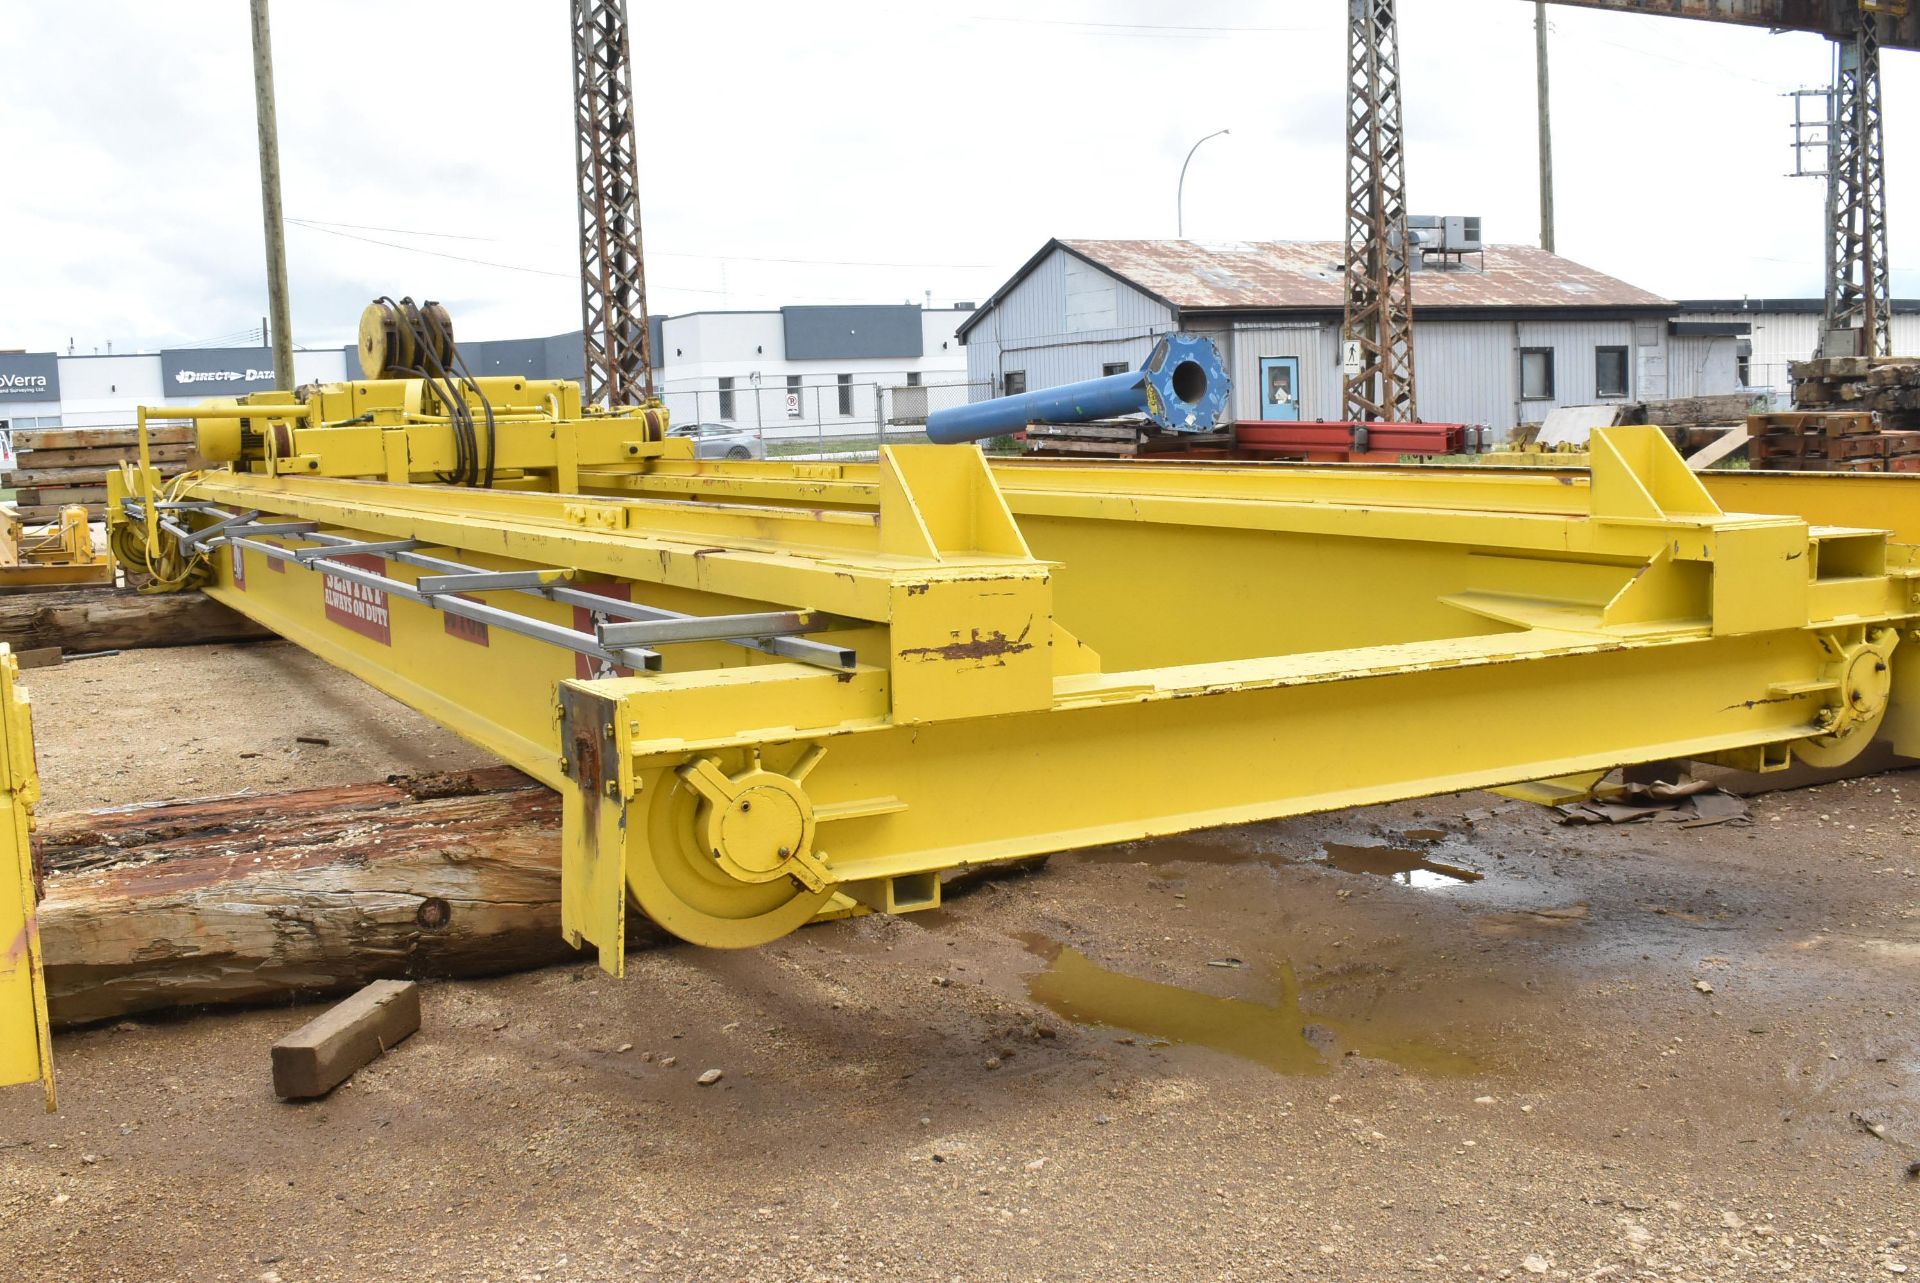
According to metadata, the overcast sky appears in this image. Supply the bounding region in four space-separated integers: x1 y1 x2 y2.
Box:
3 0 1915 355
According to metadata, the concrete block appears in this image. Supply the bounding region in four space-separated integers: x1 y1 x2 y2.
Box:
271 979 420 1099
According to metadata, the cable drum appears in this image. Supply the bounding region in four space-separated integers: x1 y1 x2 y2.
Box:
362 297 496 487
358 300 455 380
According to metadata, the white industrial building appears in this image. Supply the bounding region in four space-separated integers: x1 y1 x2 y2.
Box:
1676 298 1920 405
958 238 1752 435
654 304 973 435
0 348 359 432
0 303 976 447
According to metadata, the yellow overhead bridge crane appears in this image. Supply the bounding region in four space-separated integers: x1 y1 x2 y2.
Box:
5 299 1920 1103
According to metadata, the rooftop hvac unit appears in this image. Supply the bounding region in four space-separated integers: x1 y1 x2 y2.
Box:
1444 216 1482 253
1407 215 1484 265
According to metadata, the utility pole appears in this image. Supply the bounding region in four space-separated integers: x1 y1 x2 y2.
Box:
1536 1 1556 254
1342 0 1417 423
1824 21 1891 357
248 0 295 391
571 0 654 407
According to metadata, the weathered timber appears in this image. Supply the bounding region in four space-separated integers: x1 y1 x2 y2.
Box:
14 506 105 524
13 427 196 451
12 487 108 505
1636 394 1763 428
0 586 273 653
36 768 594 1026
271 980 422 1098
16 445 198 470
12 466 174 488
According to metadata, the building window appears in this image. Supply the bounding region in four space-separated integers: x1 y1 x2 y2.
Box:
718 376 736 420
786 374 802 392
785 374 803 418
1520 348 1555 401
1003 370 1027 396
1102 361 1129 377
905 371 922 387
1595 346 1629 398
836 373 854 416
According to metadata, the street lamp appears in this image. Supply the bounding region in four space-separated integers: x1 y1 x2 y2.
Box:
1177 128 1230 239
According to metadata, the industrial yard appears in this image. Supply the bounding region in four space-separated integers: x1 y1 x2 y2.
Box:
6 1 1920 1281
2 644 1917 1281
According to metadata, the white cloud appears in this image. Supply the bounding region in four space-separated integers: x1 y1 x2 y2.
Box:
1 0 1911 355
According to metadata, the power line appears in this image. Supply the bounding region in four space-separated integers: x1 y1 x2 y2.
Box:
289 216 998 271
287 219 575 278
286 219 975 304
959 15 1329 36
285 217 501 243
1544 19 1799 87
175 325 267 349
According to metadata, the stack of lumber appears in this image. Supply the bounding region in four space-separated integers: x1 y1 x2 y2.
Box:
8 424 202 523
1022 422 1236 459
1751 355 1920 470
1022 422 1146 458
1789 356 1920 418
1633 394 1768 455
1745 411 1920 472
1747 358 1920 471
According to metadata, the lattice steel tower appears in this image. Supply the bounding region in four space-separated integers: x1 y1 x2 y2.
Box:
571 0 655 407
1824 21 1892 357
1342 0 1417 423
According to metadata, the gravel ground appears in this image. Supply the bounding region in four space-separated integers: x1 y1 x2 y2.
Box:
3 644 1918 1281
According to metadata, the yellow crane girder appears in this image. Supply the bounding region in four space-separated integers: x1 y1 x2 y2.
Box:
99 393 1920 981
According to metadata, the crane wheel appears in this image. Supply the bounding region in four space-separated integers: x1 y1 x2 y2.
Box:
1791 626 1898 768
626 751 836 948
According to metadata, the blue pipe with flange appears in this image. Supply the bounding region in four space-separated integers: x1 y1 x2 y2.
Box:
927 332 1231 445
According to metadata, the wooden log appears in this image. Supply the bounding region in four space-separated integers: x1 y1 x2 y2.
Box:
10 467 130 488
0 586 273 653
35 768 593 1026
13 427 196 451
14 444 198 468
11 462 204 489
1866 362 1920 388
1637 394 1762 428
12 506 104 525
12 486 108 505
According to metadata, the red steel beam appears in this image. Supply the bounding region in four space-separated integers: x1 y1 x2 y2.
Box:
1236 422 1468 458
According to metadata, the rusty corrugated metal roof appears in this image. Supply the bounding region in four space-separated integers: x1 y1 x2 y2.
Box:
1055 239 1674 312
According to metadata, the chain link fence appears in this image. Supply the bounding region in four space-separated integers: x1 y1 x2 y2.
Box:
656 378 992 461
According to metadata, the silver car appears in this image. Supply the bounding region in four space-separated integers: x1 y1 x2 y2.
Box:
668 422 765 460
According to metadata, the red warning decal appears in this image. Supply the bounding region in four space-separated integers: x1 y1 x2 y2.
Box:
573 582 633 679
322 553 392 645
444 595 489 646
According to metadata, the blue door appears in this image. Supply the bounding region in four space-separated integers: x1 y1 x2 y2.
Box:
1259 357 1301 421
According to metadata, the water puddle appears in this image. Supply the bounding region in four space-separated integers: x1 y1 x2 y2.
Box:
1020 937 1477 1077
1065 834 1287 870
1067 834 1485 893
1319 843 1482 889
